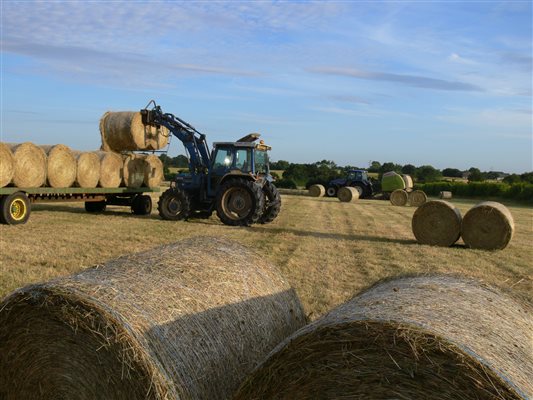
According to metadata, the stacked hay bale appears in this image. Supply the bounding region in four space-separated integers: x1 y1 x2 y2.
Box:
235 275 533 400
390 188 408 206
0 237 306 400
72 151 100 188
308 184 325 197
462 201 514 250
337 186 359 202
122 153 146 188
0 143 15 187
408 189 427 207
96 151 123 188
7 142 47 188
412 200 462 246
40 144 77 188
143 154 164 188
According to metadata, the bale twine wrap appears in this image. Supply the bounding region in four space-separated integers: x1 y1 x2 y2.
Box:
96 151 122 188
235 275 533 400
100 111 169 152
461 201 515 250
143 154 164 188
390 188 408 206
0 237 306 400
7 142 47 188
412 200 462 246
408 189 427 207
308 184 325 197
40 144 77 188
337 186 359 202
0 142 15 187
123 153 146 188
439 191 452 199
72 151 100 188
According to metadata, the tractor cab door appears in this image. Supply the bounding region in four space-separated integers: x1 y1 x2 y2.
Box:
209 146 253 195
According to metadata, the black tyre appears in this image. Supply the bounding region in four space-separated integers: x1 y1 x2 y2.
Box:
132 194 152 215
158 188 190 221
85 200 106 213
0 192 31 225
259 182 281 224
326 186 337 197
216 178 264 226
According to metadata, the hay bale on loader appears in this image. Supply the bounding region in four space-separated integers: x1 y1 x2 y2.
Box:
96 151 122 188
143 154 164 188
123 153 146 188
100 111 169 152
40 144 77 188
0 237 306 400
462 201 514 250
72 151 100 188
0 143 15 187
337 186 359 202
7 142 47 188
390 188 408 206
408 189 427 207
235 275 533 400
308 184 325 197
412 200 462 246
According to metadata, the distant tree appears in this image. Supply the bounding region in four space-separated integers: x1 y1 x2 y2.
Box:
314 160 338 169
442 168 463 178
401 164 417 176
484 171 502 180
270 160 290 170
520 172 533 183
378 162 402 180
174 155 189 168
503 174 521 184
416 165 442 183
368 161 381 173
468 167 484 182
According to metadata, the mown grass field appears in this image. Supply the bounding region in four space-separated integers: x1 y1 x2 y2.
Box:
1 193 531 319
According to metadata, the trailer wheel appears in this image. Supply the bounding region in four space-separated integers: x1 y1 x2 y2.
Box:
85 200 106 213
216 178 264 226
132 194 152 215
0 192 31 225
158 188 190 220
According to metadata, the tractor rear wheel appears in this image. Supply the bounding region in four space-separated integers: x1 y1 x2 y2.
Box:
259 182 281 224
158 188 190 220
216 178 264 226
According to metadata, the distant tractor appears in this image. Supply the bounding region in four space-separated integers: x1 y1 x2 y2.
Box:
326 170 373 199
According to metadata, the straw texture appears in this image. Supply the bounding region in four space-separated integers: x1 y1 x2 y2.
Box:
235 275 533 400
123 153 146 188
390 189 408 206
143 154 164 188
337 186 359 202
412 200 462 246
461 201 515 250
72 151 100 188
41 144 77 188
408 189 427 207
7 142 47 188
0 237 306 400
0 142 14 187
308 184 325 197
96 151 122 188
100 111 169 152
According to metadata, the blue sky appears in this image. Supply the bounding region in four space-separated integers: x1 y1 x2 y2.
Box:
1 0 531 173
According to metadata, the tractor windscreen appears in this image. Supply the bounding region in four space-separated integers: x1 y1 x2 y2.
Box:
255 150 269 174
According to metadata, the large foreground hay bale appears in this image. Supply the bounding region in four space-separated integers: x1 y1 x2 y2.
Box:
143 154 164 188
235 275 533 400
439 190 452 199
0 237 306 400
40 144 77 188
308 184 325 197
7 142 46 187
123 153 146 188
461 201 514 250
390 188 408 206
72 151 100 188
100 111 169 152
337 186 359 202
408 189 427 207
96 151 122 188
412 200 462 246
0 142 14 187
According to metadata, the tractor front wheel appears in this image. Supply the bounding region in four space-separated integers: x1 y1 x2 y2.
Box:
158 188 190 220
216 178 264 226
326 186 337 197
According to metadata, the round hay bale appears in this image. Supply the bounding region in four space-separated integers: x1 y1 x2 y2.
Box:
96 151 122 188
123 153 146 188
408 189 427 207
0 142 15 187
461 201 514 250
390 188 408 206
412 200 462 246
0 237 306 400
72 151 100 188
100 111 169 152
308 184 325 197
235 275 533 400
337 186 359 202
143 154 164 188
439 191 452 199
7 142 47 188
40 144 77 188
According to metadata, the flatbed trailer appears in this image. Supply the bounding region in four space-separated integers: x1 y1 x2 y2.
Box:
0 186 160 225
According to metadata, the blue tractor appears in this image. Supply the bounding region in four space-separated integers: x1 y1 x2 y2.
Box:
326 169 373 199
140 101 280 226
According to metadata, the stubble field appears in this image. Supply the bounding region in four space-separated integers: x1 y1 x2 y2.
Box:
1 193 531 318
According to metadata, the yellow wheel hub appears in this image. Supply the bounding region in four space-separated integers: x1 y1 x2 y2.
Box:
10 199 27 221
